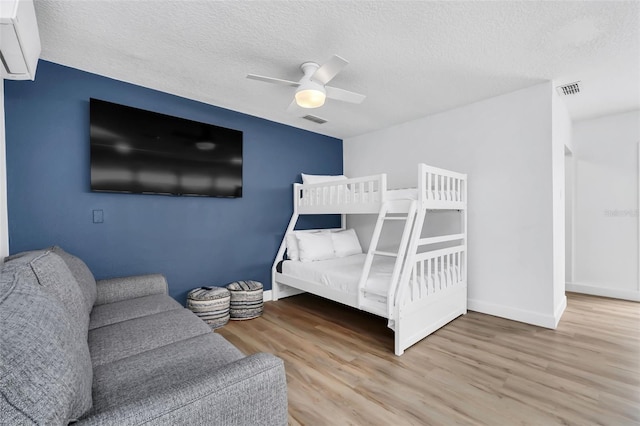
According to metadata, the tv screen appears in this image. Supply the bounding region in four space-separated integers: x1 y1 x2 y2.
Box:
90 98 243 198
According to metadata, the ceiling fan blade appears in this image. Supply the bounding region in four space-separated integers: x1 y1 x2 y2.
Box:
325 86 366 104
312 55 349 85
246 74 300 87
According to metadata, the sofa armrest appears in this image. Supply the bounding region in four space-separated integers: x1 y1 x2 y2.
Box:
95 274 168 305
78 352 288 425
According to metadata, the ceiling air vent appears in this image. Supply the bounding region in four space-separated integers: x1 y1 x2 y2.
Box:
556 81 581 96
302 114 327 124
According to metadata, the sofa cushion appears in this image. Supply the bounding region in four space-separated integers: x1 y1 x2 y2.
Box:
3 248 44 262
29 251 90 336
0 261 93 423
88 308 211 367
87 333 244 417
95 274 169 305
52 246 97 314
6 247 97 316
79 334 289 425
89 293 182 330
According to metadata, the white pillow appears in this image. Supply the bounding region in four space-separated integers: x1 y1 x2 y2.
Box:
286 230 326 261
296 232 335 262
301 173 348 185
286 233 300 261
331 229 363 258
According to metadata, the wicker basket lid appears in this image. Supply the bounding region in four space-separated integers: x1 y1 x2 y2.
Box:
187 286 230 300
226 280 263 291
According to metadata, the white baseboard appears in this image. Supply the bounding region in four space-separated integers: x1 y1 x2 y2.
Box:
467 298 560 329
263 290 273 302
553 294 567 328
566 282 640 302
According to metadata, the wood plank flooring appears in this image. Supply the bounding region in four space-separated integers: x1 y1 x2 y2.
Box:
217 293 640 425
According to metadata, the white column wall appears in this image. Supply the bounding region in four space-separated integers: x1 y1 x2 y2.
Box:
570 110 640 301
344 82 563 328
551 88 570 323
0 81 9 260
565 154 574 283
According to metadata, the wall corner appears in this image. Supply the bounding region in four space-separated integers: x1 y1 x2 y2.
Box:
0 81 9 260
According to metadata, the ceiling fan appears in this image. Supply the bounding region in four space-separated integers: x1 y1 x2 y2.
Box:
246 55 366 112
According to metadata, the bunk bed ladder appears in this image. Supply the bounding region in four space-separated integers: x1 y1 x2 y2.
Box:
357 200 418 316
391 207 427 313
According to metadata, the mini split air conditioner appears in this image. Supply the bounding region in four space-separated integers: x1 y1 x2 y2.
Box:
0 0 41 80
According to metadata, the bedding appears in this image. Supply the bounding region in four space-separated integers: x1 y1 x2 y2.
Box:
385 188 457 201
281 254 393 296
386 188 418 200
296 232 335 262
286 228 363 262
286 229 331 260
281 254 461 299
286 229 327 261
285 233 300 261
301 173 348 185
330 229 363 258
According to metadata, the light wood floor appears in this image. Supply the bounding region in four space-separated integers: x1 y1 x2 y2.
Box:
218 293 640 425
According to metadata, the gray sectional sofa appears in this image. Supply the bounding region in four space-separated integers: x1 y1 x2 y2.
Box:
0 247 288 425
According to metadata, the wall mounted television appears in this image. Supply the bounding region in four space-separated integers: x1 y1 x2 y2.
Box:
90 98 243 198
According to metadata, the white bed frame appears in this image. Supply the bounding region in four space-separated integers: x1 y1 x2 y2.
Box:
271 164 467 355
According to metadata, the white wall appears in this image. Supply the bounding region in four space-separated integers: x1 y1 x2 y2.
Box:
344 82 564 328
551 88 570 322
565 153 574 283
0 81 8 260
569 110 640 301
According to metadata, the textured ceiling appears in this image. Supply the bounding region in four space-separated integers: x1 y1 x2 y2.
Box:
34 1 640 139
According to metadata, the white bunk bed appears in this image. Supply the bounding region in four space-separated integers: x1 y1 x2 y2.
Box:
271 164 467 355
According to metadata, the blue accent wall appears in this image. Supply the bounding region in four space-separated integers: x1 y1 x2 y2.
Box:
4 60 342 303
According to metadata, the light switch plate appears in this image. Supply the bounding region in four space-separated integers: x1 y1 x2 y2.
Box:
93 209 104 223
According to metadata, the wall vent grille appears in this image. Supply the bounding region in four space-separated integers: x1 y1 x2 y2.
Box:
302 114 327 124
556 81 581 96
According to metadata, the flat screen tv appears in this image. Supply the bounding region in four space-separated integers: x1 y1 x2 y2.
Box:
90 98 243 198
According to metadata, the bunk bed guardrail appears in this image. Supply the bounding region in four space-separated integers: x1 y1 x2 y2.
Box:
293 164 466 214
418 163 466 207
295 174 387 214
396 244 466 306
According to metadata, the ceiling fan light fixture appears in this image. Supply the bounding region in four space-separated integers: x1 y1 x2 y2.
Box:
247 55 365 111
295 87 326 108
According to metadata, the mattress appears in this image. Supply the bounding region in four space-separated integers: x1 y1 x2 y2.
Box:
386 188 418 201
281 254 462 299
281 254 395 296
386 188 458 202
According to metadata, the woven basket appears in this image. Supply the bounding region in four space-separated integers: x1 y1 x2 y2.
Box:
226 280 263 320
186 286 230 329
